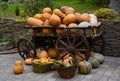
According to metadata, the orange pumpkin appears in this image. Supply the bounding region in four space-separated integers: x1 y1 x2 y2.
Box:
43 7 52 14
42 28 51 35
56 24 67 34
37 50 49 58
63 14 76 25
48 48 58 58
65 7 75 15
27 17 43 26
53 9 65 19
41 13 51 21
75 13 81 23
80 13 90 22
34 13 42 19
13 60 24 74
25 58 33 65
49 14 61 26
59 24 67 28
68 23 78 32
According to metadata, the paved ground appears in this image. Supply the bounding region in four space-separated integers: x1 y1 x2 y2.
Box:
0 53 120 81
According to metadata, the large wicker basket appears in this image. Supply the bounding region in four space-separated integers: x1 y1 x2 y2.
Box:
55 65 76 79
32 62 53 73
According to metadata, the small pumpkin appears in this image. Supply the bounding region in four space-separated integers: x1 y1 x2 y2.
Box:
60 6 69 13
34 13 42 19
48 48 58 58
53 9 65 19
79 13 90 22
43 7 52 14
77 61 92 74
56 24 66 34
68 23 78 32
49 14 61 26
41 13 51 21
37 50 49 59
56 29 64 35
42 28 51 35
91 52 104 64
27 17 43 26
63 14 76 25
88 57 99 69
13 60 24 74
65 7 75 15
25 58 33 65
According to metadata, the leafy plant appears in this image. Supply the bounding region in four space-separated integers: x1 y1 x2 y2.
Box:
95 8 117 19
24 0 53 17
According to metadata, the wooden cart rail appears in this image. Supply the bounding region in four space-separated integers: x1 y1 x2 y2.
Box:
24 25 101 37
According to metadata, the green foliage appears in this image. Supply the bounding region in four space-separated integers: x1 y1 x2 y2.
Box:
95 8 117 19
24 0 53 16
0 2 8 11
20 9 25 17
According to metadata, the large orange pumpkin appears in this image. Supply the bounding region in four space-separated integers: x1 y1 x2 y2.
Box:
63 14 76 25
41 13 51 21
79 13 90 22
43 7 52 14
53 9 65 19
49 14 61 26
27 17 43 26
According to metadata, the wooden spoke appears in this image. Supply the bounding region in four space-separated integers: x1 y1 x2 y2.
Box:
59 40 68 48
74 40 84 48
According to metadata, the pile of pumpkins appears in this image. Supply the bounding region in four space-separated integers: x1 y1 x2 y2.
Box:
13 48 104 75
27 6 100 35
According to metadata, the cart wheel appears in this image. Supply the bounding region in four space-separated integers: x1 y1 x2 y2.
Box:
56 32 90 60
92 33 105 53
17 38 36 60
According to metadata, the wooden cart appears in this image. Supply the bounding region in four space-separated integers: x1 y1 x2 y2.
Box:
17 25 104 60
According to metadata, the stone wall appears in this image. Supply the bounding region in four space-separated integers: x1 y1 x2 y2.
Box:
100 19 120 57
0 21 30 49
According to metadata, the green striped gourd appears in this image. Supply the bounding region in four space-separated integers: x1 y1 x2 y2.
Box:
88 57 100 69
91 52 104 64
77 61 92 74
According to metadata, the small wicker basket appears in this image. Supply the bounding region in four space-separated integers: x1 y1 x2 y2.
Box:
55 64 76 79
32 62 53 73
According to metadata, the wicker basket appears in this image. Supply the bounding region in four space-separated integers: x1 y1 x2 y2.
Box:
32 62 53 73
55 65 76 79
